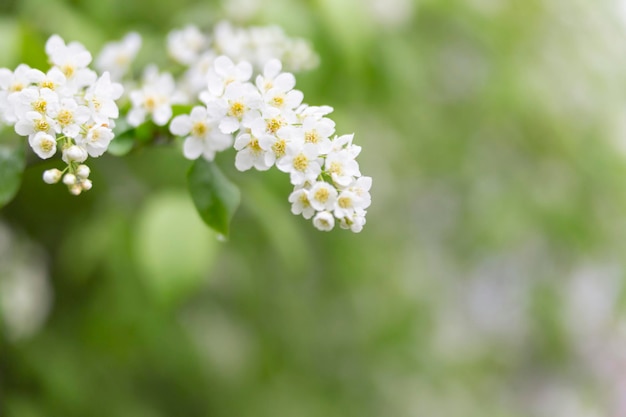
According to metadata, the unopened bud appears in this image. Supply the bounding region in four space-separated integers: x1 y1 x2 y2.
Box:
63 145 88 163
63 173 77 185
43 168 63 184
76 164 90 179
81 179 93 191
69 184 82 195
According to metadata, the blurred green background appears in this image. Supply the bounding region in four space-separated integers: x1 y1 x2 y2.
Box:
2 0 626 415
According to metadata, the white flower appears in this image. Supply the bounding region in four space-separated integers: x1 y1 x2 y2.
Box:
48 98 91 138
14 111 56 137
333 190 367 218
276 143 322 185
302 116 335 154
348 176 372 209
179 52 217 99
62 145 88 163
233 132 271 171
281 38 319 72
78 125 114 157
9 87 59 119
203 82 261 134
95 32 142 81
0 64 38 94
325 148 361 187
167 25 207 65
339 210 367 233
295 104 334 122
0 65 40 123
288 187 316 219
248 106 294 139
212 22 249 65
257 125 299 168
206 55 252 97
30 67 67 93
313 211 335 231
255 60 303 113
170 106 233 161
84 72 123 124
45 35 96 89
128 66 177 126
255 59 283 93
330 133 361 157
28 132 57 159
308 181 338 211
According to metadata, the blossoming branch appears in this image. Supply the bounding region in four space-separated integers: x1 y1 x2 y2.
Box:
0 22 371 234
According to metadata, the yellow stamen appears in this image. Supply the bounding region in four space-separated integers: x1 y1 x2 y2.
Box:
35 119 49 132
314 187 329 203
229 101 245 118
191 122 208 137
293 154 308 172
272 140 286 158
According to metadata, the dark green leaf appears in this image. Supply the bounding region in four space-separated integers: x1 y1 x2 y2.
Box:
187 158 240 238
0 139 25 208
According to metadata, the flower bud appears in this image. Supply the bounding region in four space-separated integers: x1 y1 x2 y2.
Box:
81 179 93 191
63 145 88 163
69 184 82 195
42 169 63 184
76 164 90 179
63 173 77 185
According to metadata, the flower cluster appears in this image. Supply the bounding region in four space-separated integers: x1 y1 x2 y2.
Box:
170 56 371 232
0 24 370 233
163 22 319 104
0 35 123 195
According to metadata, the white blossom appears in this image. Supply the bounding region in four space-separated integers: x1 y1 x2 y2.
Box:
45 35 96 90
95 32 142 81
167 25 207 65
233 132 271 171
313 211 335 232
48 98 91 138
203 81 261 134
84 72 124 124
128 66 177 126
309 181 338 211
325 148 361 187
78 125 114 157
288 187 316 219
276 143 322 185
206 55 253 97
170 106 232 161
14 111 56 137
28 132 57 159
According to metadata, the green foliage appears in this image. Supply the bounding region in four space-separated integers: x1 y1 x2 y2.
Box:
188 158 241 238
2 0 626 416
0 137 25 209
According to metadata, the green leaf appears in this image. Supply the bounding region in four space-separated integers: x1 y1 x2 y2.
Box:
0 140 26 209
188 158 240 238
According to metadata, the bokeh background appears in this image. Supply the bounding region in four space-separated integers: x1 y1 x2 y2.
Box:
2 0 626 415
